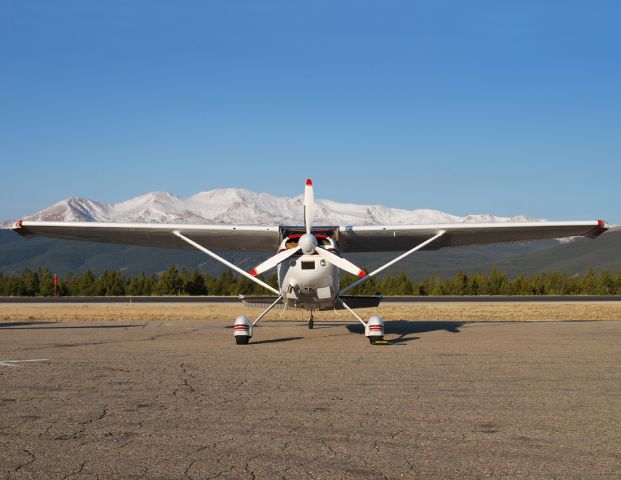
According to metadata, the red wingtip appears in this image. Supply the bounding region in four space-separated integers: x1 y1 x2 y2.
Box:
306 178 312 186
358 270 367 278
17 220 23 227
598 219 604 226
249 268 257 277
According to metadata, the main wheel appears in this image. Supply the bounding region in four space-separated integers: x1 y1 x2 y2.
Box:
235 335 250 345
368 336 384 345
308 319 314 329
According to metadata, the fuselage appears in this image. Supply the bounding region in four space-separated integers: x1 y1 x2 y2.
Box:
276 235 340 310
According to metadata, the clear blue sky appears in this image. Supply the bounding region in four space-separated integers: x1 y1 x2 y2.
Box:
1 1 619 223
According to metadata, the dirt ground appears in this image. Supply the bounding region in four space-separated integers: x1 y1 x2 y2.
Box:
1 302 620 479
2 300 621 323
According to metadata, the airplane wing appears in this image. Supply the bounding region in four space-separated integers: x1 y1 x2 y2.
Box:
337 220 608 252
11 219 609 253
12 220 281 252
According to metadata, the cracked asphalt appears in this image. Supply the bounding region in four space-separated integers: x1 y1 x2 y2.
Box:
1 306 620 479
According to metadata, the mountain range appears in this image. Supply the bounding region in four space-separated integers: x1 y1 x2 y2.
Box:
1 189 619 278
3 188 534 227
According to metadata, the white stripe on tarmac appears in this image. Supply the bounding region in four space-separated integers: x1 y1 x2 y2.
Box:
0 359 48 367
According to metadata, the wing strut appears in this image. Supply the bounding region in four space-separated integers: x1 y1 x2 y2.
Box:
339 230 446 295
172 231 280 295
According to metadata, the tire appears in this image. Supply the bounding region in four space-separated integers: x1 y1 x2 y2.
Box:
368 336 383 345
235 335 250 345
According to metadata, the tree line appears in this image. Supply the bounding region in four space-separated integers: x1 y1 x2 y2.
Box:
1 266 621 296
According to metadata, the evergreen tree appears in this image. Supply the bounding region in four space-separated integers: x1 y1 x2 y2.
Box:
210 270 236 295
582 267 598 295
183 269 207 295
203 272 214 296
21 269 39 296
395 272 414 295
599 269 615 295
453 271 468 295
2 264 620 297
38 268 55 296
127 272 156 296
97 271 127 296
510 275 530 295
468 273 485 295
77 271 99 296
62 272 78 296
379 275 397 295
615 269 621 295
5 275 27 296
487 268 509 295
155 266 183 295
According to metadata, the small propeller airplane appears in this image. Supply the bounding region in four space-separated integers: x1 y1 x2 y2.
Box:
13 179 608 344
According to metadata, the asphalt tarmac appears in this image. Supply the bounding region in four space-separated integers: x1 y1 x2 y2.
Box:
1 315 620 479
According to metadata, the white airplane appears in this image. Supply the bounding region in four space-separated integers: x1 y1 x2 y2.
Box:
13 179 608 345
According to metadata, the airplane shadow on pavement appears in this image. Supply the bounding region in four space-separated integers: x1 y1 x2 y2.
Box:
346 320 467 344
0 322 144 330
0 321 58 328
250 336 305 345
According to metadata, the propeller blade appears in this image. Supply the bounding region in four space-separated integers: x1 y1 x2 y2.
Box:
250 246 301 277
315 248 366 278
304 178 314 235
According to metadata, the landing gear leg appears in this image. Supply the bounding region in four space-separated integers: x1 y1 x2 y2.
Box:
337 297 385 345
308 311 314 329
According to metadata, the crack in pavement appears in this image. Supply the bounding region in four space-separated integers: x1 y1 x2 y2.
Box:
23 329 199 352
207 466 236 479
12 448 36 474
181 363 195 393
184 459 197 480
119 439 134 449
173 363 196 398
244 454 266 480
134 467 149 479
321 439 337 456
54 404 109 441
182 443 214 480
62 460 87 479
282 454 320 480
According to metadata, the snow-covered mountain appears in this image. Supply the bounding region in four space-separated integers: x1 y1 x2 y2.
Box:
3 188 535 227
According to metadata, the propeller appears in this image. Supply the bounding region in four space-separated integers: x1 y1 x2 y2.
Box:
304 178 314 234
315 248 366 278
250 246 301 277
249 178 366 279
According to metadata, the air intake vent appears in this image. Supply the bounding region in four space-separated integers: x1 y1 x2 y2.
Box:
301 261 315 270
